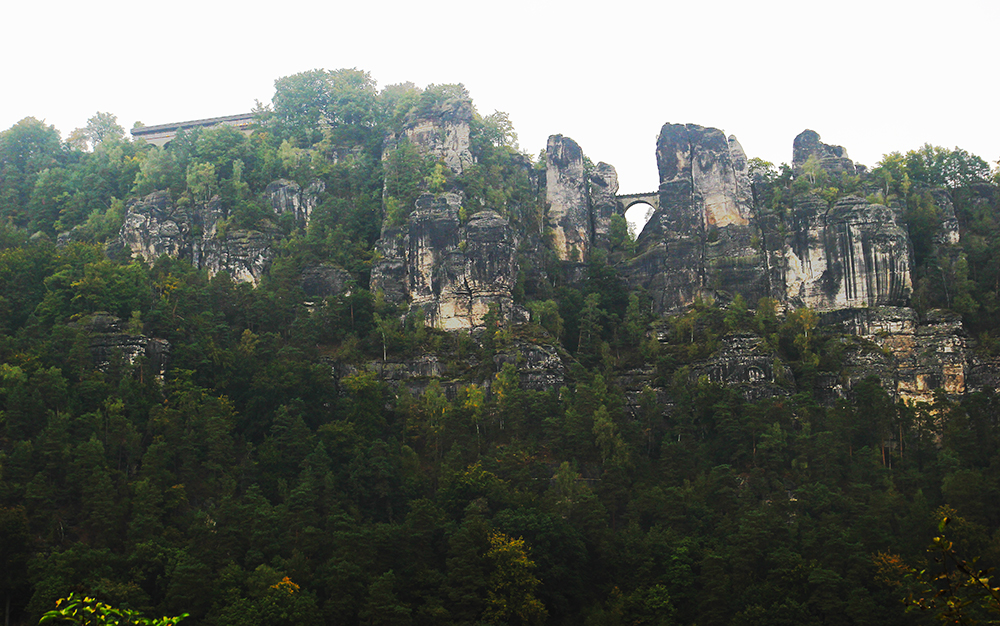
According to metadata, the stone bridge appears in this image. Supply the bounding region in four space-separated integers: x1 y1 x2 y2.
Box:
615 191 659 213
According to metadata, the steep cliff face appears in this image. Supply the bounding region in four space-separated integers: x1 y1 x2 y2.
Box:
119 191 277 284
589 162 620 251
816 308 969 404
370 193 522 330
688 333 793 401
197 227 279 284
301 264 353 300
81 312 170 378
398 94 474 175
120 191 191 260
545 135 590 262
266 179 325 227
626 123 767 312
773 195 913 310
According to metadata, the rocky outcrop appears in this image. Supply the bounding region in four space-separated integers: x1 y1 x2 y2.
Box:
198 227 279 285
626 124 768 312
688 333 793 401
81 313 170 377
399 92 474 175
370 193 523 330
546 135 590 262
773 195 913 310
493 340 566 391
267 179 325 227
590 162 620 252
120 191 191 260
301 264 353 300
542 135 623 263
792 130 856 175
814 308 969 404
119 191 279 284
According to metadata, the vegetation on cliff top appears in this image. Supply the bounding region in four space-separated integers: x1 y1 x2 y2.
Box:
0 68 999 626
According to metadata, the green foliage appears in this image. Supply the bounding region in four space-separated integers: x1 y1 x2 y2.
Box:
267 68 379 147
3 71 1000 626
383 141 432 224
39 593 187 625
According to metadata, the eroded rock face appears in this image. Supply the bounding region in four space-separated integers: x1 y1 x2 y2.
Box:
627 123 767 312
689 333 793 401
120 191 191 260
119 191 277 285
775 195 913 310
370 193 523 330
401 95 474 175
301 264 353 300
267 179 325 227
81 313 170 377
815 308 969 404
546 135 590 262
198 227 278 285
590 162 620 251
494 340 566 391
792 129 856 175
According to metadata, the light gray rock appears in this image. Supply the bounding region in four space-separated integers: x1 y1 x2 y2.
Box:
400 92 475 175
626 123 767 312
546 135 590 262
777 195 913 311
119 191 277 285
267 179 325 227
370 193 523 330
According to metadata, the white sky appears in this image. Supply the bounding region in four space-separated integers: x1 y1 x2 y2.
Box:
2 0 997 195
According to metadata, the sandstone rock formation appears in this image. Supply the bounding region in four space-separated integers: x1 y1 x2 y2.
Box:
589 162 620 252
816 307 969 404
773 195 913 310
370 193 522 330
119 191 278 284
626 123 767 312
267 179 325 227
81 312 170 377
120 191 191 260
792 129 856 175
688 333 793 401
545 135 590 262
301 264 354 300
397 91 474 175
494 340 566 392
543 134 622 263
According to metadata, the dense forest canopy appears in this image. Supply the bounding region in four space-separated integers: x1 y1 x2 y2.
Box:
1 67 1000 626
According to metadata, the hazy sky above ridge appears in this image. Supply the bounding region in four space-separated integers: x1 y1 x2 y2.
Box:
2 0 997 195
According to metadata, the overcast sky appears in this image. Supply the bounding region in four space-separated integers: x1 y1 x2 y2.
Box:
3 0 997 195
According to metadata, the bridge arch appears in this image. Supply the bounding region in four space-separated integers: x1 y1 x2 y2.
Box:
616 192 659 238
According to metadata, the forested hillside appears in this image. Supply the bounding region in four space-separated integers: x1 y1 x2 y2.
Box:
2 68 1000 626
